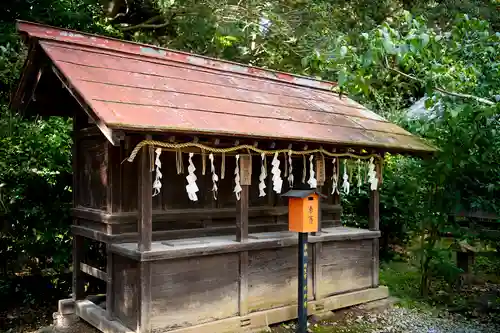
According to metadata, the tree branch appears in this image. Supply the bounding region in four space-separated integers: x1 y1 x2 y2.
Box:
384 57 495 106
118 15 167 31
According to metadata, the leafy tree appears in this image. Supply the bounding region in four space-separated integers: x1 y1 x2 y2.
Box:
306 12 500 294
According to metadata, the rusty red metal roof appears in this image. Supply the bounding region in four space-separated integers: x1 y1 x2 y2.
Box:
14 20 435 153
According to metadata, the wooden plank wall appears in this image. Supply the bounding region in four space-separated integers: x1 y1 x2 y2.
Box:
247 247 314 312
149 254 240 331
111 238 373 332
112 254 138 329
318 239 373 297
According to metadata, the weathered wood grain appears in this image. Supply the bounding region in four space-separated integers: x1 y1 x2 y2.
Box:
149 254 239 330
236 186 249 242
137 261 152 333
72 235 85 301
138 136 152 252
80 262 107 281
239 251 249 315
319 240 372 297
247 247 313 312
113 255 138 330
106 247 114 319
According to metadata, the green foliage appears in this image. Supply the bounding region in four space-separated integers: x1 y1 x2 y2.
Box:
1 0 500 313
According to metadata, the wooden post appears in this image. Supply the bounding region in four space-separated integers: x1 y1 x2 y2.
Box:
236 185 249 316
137 262 152 333
137 135 152 333
297 232 309 333
72 234 85 301
71 115 85 301
332 158 341 226
237 155 250 316
369 160 381 287
106 244 114 319
236 182 249 317
312 185 323 236
138 136 152 252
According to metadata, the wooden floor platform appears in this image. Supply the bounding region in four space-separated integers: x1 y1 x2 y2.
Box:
75 286 389 333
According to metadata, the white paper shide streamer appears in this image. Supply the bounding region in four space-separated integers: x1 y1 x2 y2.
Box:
209 153 219 200
234 154 242 200
342 159 350 194
271 152 283 194
331 158 339 195
287 150 294 188
368 157 379 191
185 152 199 201
152 148 162 196
307 155 317 188
258 153 267 197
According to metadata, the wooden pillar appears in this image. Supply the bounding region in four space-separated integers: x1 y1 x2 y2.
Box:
369 160 381 287
72 234 85 301
137 135 152 333
332 157 341 226
236 155 250 316
105 245 114 319
237 186 249 315
236 185 249 242
138 137 152 252
312 185 323 236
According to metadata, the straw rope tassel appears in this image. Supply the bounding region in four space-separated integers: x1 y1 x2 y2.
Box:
152 148 162 196
302 155 306 183
201 149 207 176
357 159 362 193
221 152 226 179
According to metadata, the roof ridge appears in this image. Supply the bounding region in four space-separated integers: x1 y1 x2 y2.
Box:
16 20 337 92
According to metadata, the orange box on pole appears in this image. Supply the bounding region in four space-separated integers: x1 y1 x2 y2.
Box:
282 189 325 233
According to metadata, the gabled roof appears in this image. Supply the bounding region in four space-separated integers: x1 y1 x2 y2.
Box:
13 20 435 153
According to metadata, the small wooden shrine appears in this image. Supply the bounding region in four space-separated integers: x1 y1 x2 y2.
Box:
12 21 435 333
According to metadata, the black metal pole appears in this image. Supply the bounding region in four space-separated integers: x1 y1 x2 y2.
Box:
297 232 308 333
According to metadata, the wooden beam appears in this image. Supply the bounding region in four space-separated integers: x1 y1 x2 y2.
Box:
236 186 249 242
72 235 85 301
80 262 108 281
138 136 153 252
71 205 343 224
51 65 120 146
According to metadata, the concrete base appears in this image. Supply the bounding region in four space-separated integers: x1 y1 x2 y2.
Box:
73 286 389 333
53 298 80 331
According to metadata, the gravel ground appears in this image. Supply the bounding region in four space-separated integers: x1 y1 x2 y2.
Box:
303 307 500 333
272 303 499 333
25 305 500 333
